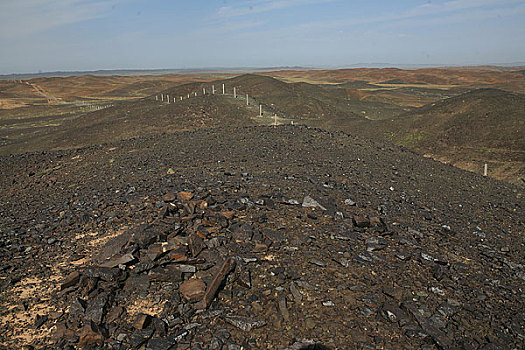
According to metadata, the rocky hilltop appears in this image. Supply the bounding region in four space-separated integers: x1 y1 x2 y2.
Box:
0 126 523 349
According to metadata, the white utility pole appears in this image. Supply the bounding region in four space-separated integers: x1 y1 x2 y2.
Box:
484 163 488 176
203 87 206 95
233 87 236 98
161 94 164 102
222 84 225 95
212 85 215 94
167 95 170 103
246 94 249 105
259 104 262 116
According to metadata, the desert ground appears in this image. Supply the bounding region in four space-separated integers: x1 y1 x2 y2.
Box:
0 67 524 349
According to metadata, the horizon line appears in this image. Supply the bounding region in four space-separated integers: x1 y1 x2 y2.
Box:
2 62 525 78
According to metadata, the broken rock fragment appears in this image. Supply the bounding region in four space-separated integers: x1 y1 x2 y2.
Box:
224 315 266 331
197 258 236 310
60 271 80 290
177 191 194 202
99 253 136 268
353 215 371 228
179 279 207 301
302 195 326 210
78 321 105 348
133 313 152 330
162 193 176 202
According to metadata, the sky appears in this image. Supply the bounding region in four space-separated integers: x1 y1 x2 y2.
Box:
1 0 524 74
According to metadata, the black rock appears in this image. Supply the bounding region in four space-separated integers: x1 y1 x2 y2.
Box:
146 336 178 350
84 292 111 324
128 328 154 349
83 267 125 282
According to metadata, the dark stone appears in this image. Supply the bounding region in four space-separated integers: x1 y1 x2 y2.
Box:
235 266 251 289
133 313 152 330
99 253 136 268
433 265 447 281
189 232 205 257
131 224 164 249
261 229 284 243
230 223 254 242
146 337 177 350
128 328 154 349
69 297 87 317
124 274 150 295
106 306 124 324
380 303 410 326
78 321 105 348
133 261 157 274
152 317 167 337
366 237 388 251
402 301 452 349
83 267 124 282
147 265 183 282
60 271 80 290
162 193 176 202
84 292 111 324
146 243 166 261
94 230 133 264
353 215 370 228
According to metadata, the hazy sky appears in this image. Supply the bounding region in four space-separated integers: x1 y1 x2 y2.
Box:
1 0 524 74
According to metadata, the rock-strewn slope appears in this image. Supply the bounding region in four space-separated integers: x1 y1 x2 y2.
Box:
0 126 523 349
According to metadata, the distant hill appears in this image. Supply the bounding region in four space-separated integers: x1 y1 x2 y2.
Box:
0 67 310 80
162 74 364 120
225 74 364 120
387 88 525 152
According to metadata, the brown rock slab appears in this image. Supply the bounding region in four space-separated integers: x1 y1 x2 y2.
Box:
78 322 104 348
197 258 236 310
189 232 205 257
162 193 176 202
99 253 136 268
179 279 207 301
219 211 236 220
60 271 80 290
147 243 165 261
177 191 194 202
353 215 370 228
105 306 124 324
133 313 152 330
167 248 188 262
148 265 183 282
